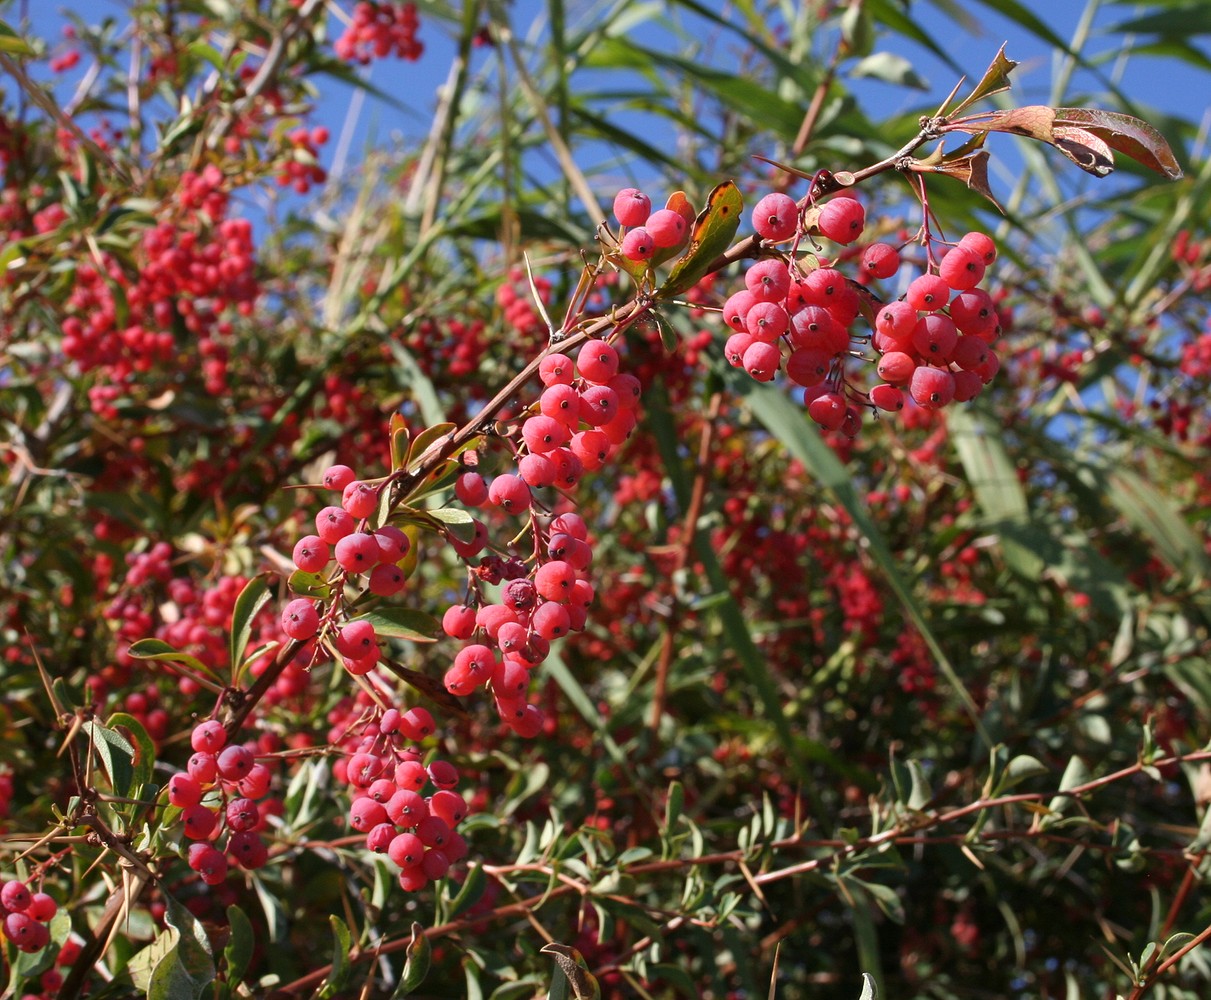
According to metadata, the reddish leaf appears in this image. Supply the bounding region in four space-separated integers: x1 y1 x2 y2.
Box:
1054 107 1183 179
946 43 1019 117
1052 126 1114 177
909 149 1004 213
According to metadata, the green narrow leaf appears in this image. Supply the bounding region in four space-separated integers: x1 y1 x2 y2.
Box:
393 922 431 998
318 916 352 999
223 905 254 986
104 712 155 791
353 607 441 642
229 577 271 681
82 721 136 798
127 638 220 679
0 19 35 56
658 181 744 298
446 863 486 920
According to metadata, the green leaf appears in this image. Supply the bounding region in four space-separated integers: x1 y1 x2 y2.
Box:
353 607 441 643
424 506 478 542
222 905 254 986
446 863 487 920
127 638 219 679
82 720 136 798
229 576 271 682
658 181 744 298
0 19 35 56
104 712 155 791
392 922 431 998
318 915 352 999
664 781 684 833
287 570 330 599
850 52 928 89
858 972 878 1000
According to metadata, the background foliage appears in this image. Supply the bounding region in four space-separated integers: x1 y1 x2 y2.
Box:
1 1 1210 998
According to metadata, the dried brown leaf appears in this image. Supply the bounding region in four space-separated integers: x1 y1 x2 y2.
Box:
1054 107 1183 179
947 43 1019 116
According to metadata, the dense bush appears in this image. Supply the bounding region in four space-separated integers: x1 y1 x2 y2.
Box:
1 2 1209 998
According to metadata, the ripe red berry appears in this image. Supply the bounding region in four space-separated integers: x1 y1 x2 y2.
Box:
334 531 380 573
292 535 329 574
744 258 791 302
910 366 956 409
817 197 865 244
281 598 320 640
743 340 782 382
538 353 575 386
645 208 687 248
938 245 985 291
612 188 651 227
958 230 997 265
751 192 798 242
576 339 619 383
869 383 905 411
906 274 951 312
191 720 227 754
860 242 900 279
488 474 530 513
216 744 255 781
455 471 488 506
620 227 655 261
807 391 849 431
321 464 357 491
721 289 756 332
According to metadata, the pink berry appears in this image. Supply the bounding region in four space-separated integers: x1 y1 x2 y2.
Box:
488 474 530 513
909 366 956 409
817 197 865 243
315 505 356 544
292 535 329 574
341 480 379 519
860 242 900 279
455 471 488 506
620 227 655 261
191 720 227 754
321 464 357 491
576 339 619 383
281 598 320 640
751 192 798 242
644 208 686 248
612 187 651 227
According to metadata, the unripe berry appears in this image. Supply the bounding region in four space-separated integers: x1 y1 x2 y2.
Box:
751 192 798 242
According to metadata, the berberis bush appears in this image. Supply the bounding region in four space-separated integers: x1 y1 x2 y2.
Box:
2 2 1209 998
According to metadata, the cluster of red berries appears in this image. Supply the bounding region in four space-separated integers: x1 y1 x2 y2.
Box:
337 707 470 891
276 126 329 195
718 189 1000 433
1 878 58 953
280 464 413 673
612 187 694 261
167 721 273 885
334 2 424 64
440 338 641 733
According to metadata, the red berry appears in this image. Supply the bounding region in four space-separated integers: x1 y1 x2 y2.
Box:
281 598 320 640
817 197 865 243
612 188 651 227
751 192 798 242
909 366 956 408
860 242 901 279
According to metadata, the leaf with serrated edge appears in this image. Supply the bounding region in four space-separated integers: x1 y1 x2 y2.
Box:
658 181 743 298
948 44 1018 116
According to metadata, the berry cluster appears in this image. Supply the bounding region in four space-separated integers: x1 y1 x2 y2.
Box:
439 336 642 734
336 706 470 891
334 2 424 64
167 722 274 885
613 187 694 261
276 126 329 195
718 189 1001 433
1 878 58 954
